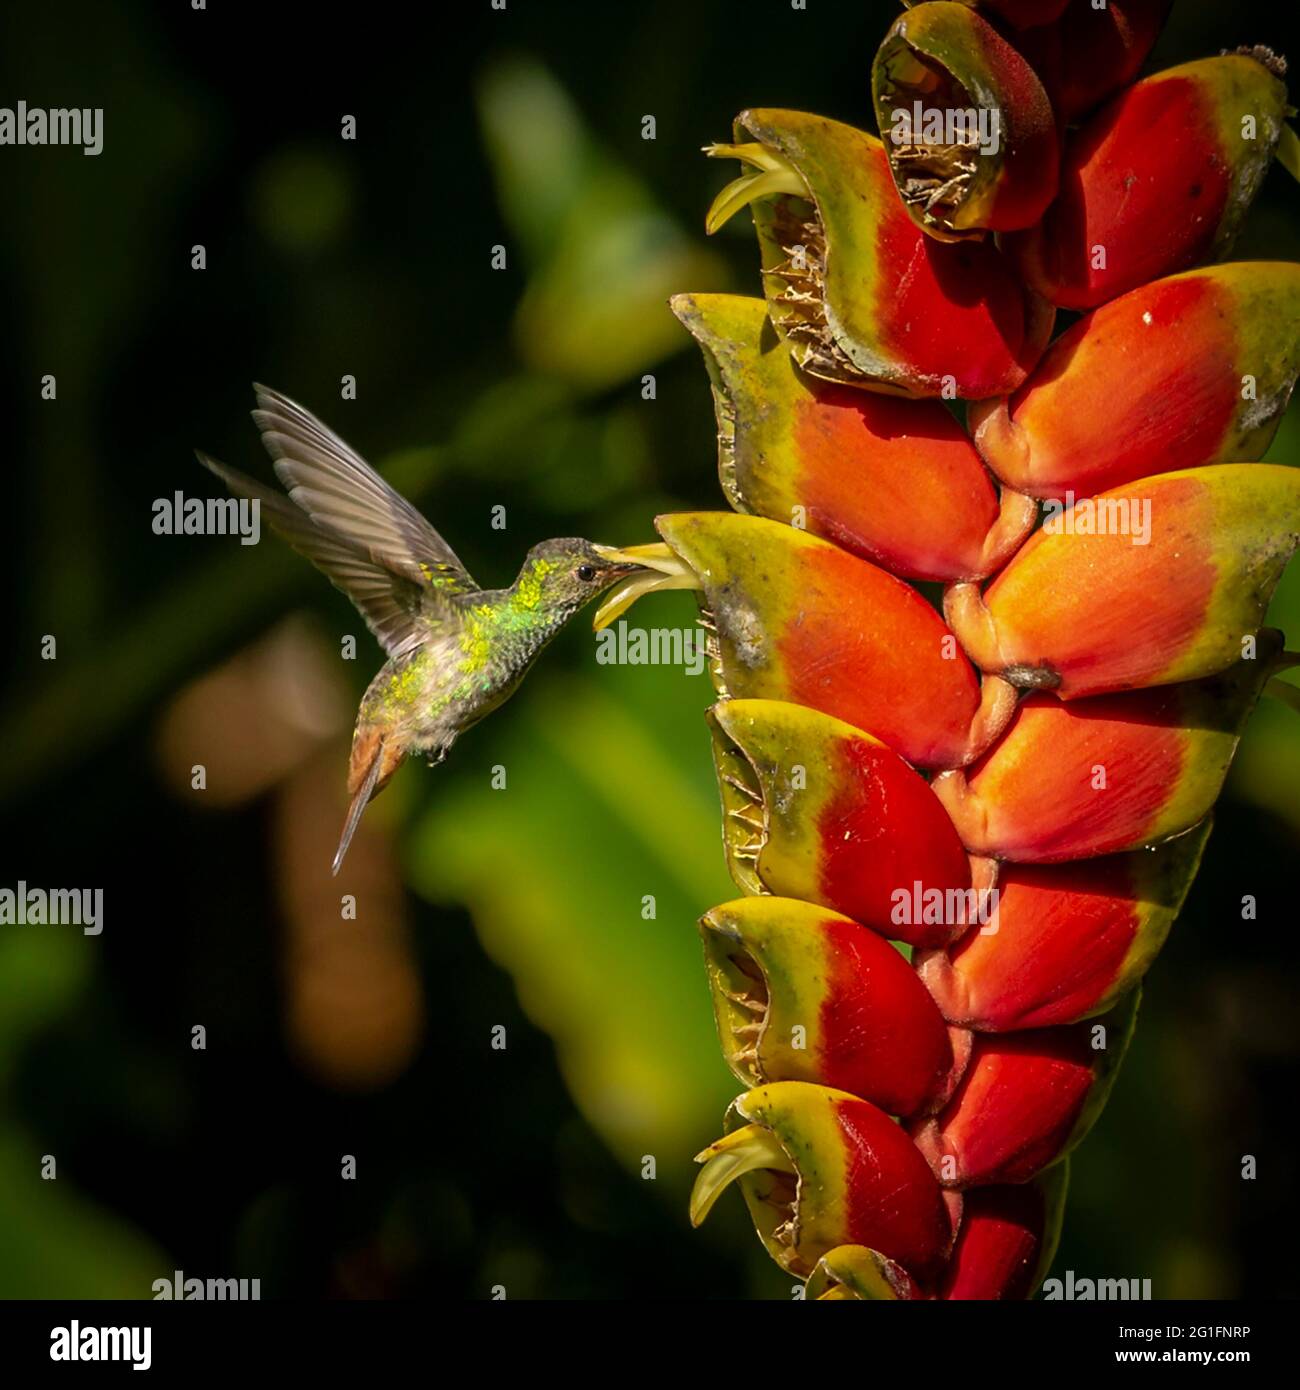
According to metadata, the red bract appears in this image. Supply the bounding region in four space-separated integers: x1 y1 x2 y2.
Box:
917 824 1209 1031
1015 0 1173 122
938 1170 1068 1300
944 466 1300 698
969 268 1300 501
911 994 1138 1188
701 897 954 1115
874 2 1060 238
654 512 1012 770
933 640 1279 863
706 109 1054 397
691 1083 954 1281
1007 55 1289 308
671 292 1035 581
707 699 973 948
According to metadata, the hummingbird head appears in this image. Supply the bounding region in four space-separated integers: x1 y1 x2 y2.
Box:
516 538 657 620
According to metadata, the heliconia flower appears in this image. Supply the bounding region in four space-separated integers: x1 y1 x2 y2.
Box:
911 993 1138 1187
700 896 954 1114
654 511 1018 769
668 292 1035 582
932 636 1282 862
1006 56 1291 311
707 701 973 950
938 1166 1069 1300
657 0 1295 1302
944 465 1300 699
872 1 1059 238
917 822 1211 1031
691 1081 953 1281
1015 0 1173 123
969 266 1300 502
704 109 1054 398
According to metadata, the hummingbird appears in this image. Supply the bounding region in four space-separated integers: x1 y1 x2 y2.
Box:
197 385 662 875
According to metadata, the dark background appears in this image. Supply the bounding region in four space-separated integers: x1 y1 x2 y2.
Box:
1 0 1298 1299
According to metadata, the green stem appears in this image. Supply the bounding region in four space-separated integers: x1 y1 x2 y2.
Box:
1264 675 1300 714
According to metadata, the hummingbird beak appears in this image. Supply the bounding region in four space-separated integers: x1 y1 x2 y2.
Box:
590 543 701 630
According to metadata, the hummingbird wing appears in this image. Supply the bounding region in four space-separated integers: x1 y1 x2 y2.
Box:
196 451 434 659
251 383 478 602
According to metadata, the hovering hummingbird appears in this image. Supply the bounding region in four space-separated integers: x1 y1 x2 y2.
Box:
197 385 666 875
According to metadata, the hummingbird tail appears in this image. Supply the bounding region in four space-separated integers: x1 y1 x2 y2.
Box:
332 738 387 875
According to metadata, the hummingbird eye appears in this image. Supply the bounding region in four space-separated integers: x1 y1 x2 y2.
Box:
576 563 597 582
